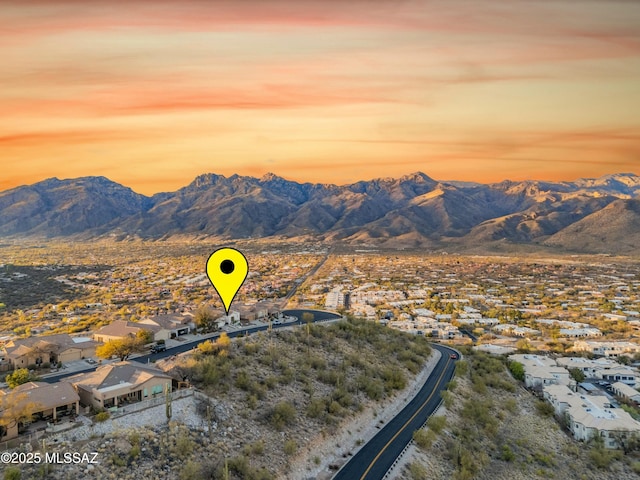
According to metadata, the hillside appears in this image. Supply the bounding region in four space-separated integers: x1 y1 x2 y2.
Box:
12 319 434 480
1 172 639 253
392 349 640 480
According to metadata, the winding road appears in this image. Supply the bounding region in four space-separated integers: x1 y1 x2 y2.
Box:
333 343 458 480
41 308 458 480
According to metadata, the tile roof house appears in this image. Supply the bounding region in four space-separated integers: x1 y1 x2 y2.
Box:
1 334 99 370
138 314 194 338
0 381 79 440
92 320 165 343
68 361 172 410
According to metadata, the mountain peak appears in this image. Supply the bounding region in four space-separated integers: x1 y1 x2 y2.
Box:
260 172 286 182
398 172 435 184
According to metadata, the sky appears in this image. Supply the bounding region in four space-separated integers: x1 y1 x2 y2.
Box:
2 0 639 195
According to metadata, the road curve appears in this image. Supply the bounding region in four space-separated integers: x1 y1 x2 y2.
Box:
333 343 458 480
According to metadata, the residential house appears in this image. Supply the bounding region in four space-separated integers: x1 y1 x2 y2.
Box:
1 334 99 370
138 314 194 338
555 357 618 378
215 311 240 329
0 381 79 440
611 382 640 404
573 340 640 358
524 366 572 389
68 361 172 410
596 367 639 387
93 320 164 343
543 384 640 448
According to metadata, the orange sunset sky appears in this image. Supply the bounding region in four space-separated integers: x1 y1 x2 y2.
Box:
2 0 639 195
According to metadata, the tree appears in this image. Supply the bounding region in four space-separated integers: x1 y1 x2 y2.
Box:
569 368 586 383
96 336 145 361
0 391 41 435
197 340 217 355
515 338 532 353
195 306 216 333
5 368 37 389
301 312 314 324
136 329 153 345
216 332 231 352
508 361 525 382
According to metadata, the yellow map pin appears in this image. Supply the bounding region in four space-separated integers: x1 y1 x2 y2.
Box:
206 248 249 315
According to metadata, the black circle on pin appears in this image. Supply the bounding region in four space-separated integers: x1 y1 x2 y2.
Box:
220 259 235 274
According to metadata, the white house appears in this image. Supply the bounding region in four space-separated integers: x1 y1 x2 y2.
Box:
543 384 640 448
555 357 618 378
596 367 639 387
611 382 640 404
524 366 571 389
573 340 640 358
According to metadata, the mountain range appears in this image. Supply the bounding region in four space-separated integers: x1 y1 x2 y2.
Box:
1 172 639 253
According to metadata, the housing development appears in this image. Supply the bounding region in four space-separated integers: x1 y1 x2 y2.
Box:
0 242 639 478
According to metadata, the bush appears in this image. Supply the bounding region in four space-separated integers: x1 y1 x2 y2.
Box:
427 415 446 434
284 439 297 455
413 429 436 450
407 461 428 480
307 398 326 419
501 445 515 462
508 361 525 381
5 368 37 389
174 432 194 458
129 444 140 459
3 467 21 480
535 400 554 417
441 390 454 408
94 411 110 422
179 461 202 480
270 401 296 430
455 360 468 377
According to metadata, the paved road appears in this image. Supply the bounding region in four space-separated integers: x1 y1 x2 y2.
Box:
333 343 458 480
41 308 341 384
279 249 331 309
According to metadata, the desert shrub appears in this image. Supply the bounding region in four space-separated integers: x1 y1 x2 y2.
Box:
283 439 297 455
501 445 515 462
508 361 525 381
129 444 140 459
408 461 428 480
94 411 110 422
535 400 554 417
174 432 194 458
413 429 436 450
427 415 446 434
455 360 468 377
441 390 454 408
357 375 384 400
307 398 326 419
381 367 406 391
333 388 353 408
179 461 202 480
269 401 296 430
504 398 517 414
3 467 21 480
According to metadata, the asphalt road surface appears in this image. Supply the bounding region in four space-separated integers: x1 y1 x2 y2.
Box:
41 308 341 384
333 343 458 480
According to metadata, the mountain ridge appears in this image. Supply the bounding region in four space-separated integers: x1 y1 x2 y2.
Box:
1 172 638 253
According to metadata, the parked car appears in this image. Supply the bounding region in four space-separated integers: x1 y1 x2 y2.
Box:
151 343 167 353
